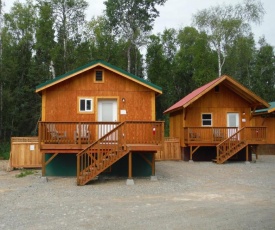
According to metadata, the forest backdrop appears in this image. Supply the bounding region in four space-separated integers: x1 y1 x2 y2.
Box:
0 0 274 143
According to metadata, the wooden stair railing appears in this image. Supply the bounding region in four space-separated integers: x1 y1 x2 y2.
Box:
77 122 129 185
216 128 247 164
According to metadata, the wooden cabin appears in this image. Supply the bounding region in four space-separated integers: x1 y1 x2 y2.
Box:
164 75 270 163
36 60 164 185
253 102 275 154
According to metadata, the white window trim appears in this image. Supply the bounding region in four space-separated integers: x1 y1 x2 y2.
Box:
202 113 212 126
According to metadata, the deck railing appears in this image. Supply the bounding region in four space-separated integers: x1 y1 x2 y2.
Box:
184 126 267 144
38 121 164 147
184 127 238 143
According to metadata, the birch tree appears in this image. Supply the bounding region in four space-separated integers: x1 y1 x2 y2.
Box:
104 0 167 73
51 0 88 74
192 0 264 77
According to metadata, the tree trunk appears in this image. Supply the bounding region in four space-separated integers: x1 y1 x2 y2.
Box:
217 44 222 77
127 45 131 73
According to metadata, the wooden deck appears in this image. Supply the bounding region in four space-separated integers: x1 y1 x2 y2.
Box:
183 127 267 145
38 121 164 185
183 126 267 163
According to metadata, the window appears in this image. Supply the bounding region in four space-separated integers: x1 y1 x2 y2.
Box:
95 70 104 82
202 113 212 126
214 85 220 92
78 97 94 113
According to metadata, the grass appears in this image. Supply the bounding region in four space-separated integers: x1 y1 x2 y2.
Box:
0 142 10 160
15 169 35 178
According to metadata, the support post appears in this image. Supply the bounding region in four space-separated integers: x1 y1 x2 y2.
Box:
245 145 250 164
152 152 155 176
128 151 132 179
126 152 134 185
42 152 46 176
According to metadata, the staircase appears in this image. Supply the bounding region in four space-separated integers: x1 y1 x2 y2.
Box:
216 128 247 164
77 122 129 185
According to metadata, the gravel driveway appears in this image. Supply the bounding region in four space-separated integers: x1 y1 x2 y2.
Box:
0 156 275 230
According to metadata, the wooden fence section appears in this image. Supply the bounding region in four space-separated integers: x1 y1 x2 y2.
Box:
156 137 181 161
10 137 41 168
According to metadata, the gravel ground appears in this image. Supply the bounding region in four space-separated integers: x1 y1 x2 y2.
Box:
0 156 275 230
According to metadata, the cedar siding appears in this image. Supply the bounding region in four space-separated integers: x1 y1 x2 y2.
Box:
164 75 271 163
35 60 164 185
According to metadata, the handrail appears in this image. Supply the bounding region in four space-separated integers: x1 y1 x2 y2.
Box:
75 121 164 185
77 122 126 185
216 127 267 163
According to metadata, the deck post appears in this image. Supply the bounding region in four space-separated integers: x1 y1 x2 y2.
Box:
128 151 132 179
152 152 155 176
189 146 192 161
42 152 45 176
126 152 134 185
245 145 250 164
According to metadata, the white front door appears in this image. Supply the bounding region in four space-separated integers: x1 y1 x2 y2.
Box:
227 113 239 138
98 99 117 138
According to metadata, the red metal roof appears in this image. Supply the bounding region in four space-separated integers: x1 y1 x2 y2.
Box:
164 77 222 114
163 75 269 114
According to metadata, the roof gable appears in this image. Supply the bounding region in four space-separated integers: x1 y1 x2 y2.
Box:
164 75 269 114
36 60 162 95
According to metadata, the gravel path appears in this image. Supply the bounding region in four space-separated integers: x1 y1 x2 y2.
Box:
0 156 275 230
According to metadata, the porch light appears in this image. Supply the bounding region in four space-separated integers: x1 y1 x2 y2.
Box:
122 98 126 103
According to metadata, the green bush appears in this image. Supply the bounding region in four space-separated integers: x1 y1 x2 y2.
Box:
0 142 10 160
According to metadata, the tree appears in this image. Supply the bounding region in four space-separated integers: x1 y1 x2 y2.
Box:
193 0 265 77
104 0 167 73
86 16 128 69
252 37 275 101
0 0 3 138
35 1 56 79
146 29 177 120
175 27 216 92
223 34 256 87
51 0 88 74
2 0 37 138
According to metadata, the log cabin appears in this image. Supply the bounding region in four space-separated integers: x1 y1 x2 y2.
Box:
164 75 272 163
35 60 164 185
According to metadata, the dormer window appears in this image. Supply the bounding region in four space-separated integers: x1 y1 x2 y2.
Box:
95 70 104 82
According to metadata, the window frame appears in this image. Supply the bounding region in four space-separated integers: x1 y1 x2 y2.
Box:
94 69 104 83
78 97 94 114
201 113 212 126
